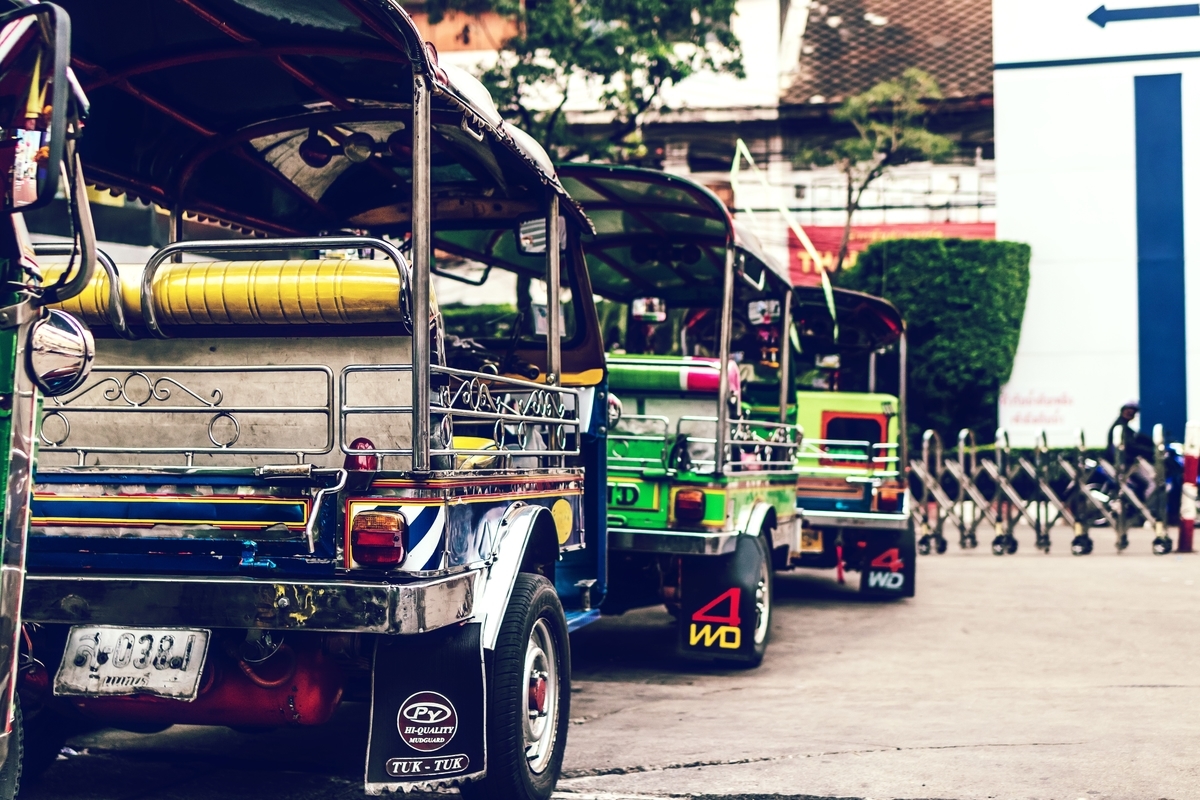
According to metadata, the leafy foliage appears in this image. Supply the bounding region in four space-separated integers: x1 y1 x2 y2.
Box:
836 238 1032 444
424 0 743 159
794 69 954 270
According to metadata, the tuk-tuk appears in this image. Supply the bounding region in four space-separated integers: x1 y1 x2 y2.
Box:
0 3 95 795
24 2 606 797
559 164 801 667
783 285 914 597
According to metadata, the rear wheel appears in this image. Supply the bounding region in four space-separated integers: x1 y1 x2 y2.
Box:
711 533 773 669
19 704 69 786
738 534 773 668
0 694 23 800
462 574 569 800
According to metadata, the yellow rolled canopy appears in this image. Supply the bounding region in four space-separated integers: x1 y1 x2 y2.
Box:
42 258 408 329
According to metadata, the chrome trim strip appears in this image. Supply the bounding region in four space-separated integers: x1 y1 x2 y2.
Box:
607 526 738 556
800 509 910 531
22 571 477 634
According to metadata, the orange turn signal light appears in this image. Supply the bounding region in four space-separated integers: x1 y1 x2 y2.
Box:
876 486 904 513
675 489 706 524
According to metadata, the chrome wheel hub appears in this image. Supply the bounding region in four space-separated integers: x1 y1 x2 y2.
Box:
522 618 558 774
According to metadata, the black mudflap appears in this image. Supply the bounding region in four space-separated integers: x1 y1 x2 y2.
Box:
678 538 760 662
859 526 917 598
365 622 485 793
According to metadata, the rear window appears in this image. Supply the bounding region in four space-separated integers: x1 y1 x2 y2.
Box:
824 416 884 445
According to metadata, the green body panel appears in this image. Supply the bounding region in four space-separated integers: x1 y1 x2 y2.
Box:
606 468 798 536
0 254 20 532
608 357 689 394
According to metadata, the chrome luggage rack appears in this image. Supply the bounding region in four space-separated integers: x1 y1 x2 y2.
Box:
341 364 581 471
609 414 801 475
796 439 900 478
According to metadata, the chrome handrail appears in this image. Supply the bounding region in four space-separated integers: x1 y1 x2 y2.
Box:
795 437 900 475
139 236 411 339
33 244 133 339
676 415 802 475
608 415 671 471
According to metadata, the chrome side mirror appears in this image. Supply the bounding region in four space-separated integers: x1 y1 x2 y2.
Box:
27 309 94 397
606 393 623 429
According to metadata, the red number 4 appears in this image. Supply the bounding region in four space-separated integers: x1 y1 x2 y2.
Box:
870 548 904 573
691 588 741 627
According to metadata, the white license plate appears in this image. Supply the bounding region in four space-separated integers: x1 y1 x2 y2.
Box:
54 626 211 700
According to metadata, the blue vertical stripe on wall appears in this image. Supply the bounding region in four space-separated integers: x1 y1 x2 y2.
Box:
1134 73 1187 440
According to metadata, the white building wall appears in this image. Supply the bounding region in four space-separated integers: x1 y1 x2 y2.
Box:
994 0 1200 447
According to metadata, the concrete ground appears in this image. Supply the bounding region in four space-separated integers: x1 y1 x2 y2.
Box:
23 524 1200 800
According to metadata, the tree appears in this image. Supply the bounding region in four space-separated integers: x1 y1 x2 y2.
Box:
795 69 953 272
422 0 743 159
837 239 1031 445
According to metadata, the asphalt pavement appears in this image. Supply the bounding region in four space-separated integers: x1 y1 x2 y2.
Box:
24 524 1200 800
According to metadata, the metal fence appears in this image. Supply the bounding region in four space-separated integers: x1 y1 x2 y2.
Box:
910 426 1176 557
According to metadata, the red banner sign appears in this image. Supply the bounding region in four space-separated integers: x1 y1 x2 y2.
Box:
788 222 995 286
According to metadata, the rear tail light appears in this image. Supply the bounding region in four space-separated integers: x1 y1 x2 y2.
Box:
344 437 379 471
350 510 407 566
876 486 904 512
675 489 706 524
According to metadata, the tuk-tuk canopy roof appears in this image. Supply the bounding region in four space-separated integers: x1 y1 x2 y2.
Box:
792 285 904 354
556 164 793 306
60 0 588 237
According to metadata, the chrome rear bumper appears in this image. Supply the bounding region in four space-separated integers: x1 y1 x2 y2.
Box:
800 508 910 531
608 526 738 556
22 571 476 634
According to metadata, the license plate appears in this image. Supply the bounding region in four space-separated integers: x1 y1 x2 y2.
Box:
54 626 211 700
800 528 824 553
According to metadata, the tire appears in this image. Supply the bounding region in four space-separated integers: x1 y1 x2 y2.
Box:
729 533 772 669
462 574 569 800
0 694 23 800
19 705 68 786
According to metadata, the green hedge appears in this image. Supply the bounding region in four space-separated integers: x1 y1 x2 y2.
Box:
835 238 1031 445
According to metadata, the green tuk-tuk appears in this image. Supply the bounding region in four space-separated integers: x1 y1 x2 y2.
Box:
783 285 914 596
559 164 801 667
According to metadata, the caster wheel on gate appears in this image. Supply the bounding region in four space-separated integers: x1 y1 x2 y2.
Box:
461 574 569 800
918 535 932 556
1006 537 1018 555
965 533 978 550
934 536 948 555
991 536 1007 556
1071 535 1094 556
1117 534 1130 552
1153 536 1173 555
